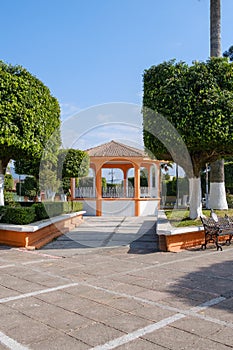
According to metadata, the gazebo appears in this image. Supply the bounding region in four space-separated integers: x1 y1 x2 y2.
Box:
70 140 161 216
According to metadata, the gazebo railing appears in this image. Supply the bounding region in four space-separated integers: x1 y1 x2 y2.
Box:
75 187 96 198
75 186 157 198
102 186 134 198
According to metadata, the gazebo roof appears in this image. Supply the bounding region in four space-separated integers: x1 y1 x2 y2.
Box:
85 140 149 158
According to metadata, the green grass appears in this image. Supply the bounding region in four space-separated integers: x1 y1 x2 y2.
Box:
165 209 233 227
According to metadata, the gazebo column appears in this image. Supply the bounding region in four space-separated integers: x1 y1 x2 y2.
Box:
95 164 102 216
122 169 127 198
143 164 151 196
134 164 140 216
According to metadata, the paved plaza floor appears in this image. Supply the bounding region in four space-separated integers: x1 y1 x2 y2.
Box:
0 216 233 349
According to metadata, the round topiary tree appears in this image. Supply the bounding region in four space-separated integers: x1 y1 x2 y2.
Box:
0 61 60 205
143 57 233 218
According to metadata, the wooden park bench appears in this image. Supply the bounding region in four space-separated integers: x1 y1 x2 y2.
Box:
200 213 233 251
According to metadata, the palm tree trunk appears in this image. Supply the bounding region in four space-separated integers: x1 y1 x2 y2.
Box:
210 0 221 56
209 0 228 210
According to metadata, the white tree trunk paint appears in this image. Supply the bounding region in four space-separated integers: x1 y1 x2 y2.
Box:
209 182 228 210
45 190 56 201
0 174 4 206
189 177 203 219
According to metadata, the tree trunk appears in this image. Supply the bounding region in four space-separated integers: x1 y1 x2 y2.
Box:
189 177 203 219
0 160 9 206
45 189 56 201
210 0 221 56
209 0 227 209
0 174 4 206
209 159 228 209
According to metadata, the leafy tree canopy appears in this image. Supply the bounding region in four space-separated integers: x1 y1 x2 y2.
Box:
223 45 233 62
143 58 233 177
58 149 90 179
0 61 60 173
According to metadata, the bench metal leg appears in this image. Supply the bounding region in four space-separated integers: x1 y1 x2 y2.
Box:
202 232 222 251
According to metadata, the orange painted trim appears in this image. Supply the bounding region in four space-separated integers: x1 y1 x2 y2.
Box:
0 213 84 250
134 199 140 216
96 199 102 216
74 197 161 201
159 231 232 252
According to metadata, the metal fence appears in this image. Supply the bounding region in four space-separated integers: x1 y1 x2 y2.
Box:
75 186 156 198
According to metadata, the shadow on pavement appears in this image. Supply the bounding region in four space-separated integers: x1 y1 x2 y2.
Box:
127 221 159 254
167 258 233 312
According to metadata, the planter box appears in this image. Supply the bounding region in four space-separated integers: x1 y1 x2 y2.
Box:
0 211 85 250
157 210 231 252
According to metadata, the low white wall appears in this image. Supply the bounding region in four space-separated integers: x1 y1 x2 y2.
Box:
102 200 135 216
139 200 158 216
82 200 96 216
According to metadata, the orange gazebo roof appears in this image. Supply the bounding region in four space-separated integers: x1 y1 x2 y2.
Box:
85 140 150 159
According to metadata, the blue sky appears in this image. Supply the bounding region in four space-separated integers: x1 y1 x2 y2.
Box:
1 0 233 161
1 1 232 113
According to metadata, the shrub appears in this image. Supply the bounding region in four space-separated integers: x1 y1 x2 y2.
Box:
33 203 49 221
4 174 14 191
0 207 36 225
34 201 83 221
71 201 83 212
0 201 83 224
227 194 233 208
4 191 17 206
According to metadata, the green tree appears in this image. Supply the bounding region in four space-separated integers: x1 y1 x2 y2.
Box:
224 160 233 193
143 58 233 218
223 46 233 62
17 176 39 200
58 149 90 179
209 0 228 210
57 149 90 198
4 174 14 191
0 61 60 205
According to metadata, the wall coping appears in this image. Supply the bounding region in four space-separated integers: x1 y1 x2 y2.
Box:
0 211 86 233
156 210 203 236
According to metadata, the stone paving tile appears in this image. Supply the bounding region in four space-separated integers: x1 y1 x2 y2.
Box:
105 312 153 333
134 289 175 302
128 303 175 322
141 325 207 349
197 306 233 323
0 273 45 293
31 334 90 350
0 219 233 350
90 278 148 295
208 326 233 347
0 306 33 332
104 296 148 313
170 316 224 337
67 285 119 304
4 267 71 288
73 302 125 323
157 295 202 310
3 317 57 345
6 297 94 332
36 287 120 318
0 345 8 350
143 325 233 350
0 285 21 299
68 322 126 347
116 339 169 349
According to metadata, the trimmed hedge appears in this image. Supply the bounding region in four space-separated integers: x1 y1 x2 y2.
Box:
0 207 36 225
0 201 83 225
